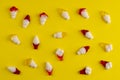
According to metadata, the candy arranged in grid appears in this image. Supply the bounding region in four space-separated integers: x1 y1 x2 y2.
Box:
7 6 113 76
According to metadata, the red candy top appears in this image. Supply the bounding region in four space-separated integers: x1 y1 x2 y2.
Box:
81 30 89 35
10 6 18 11
40 12 48 17
78 8 86 15
24 15 30 21
84 46 90 52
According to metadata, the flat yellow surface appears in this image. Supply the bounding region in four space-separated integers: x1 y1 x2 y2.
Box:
0 0 120 80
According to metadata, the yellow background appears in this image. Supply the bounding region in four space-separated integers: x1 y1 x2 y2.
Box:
0 0 120 80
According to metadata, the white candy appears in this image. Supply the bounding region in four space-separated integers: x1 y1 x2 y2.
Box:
105 44 113 52
11 35 20 45
103 14 111 24
85 32 94 39
33 36 40 44
7 66 16 72
23 19 30 28
85 67 92 75
61 11 70 20
56 48 64 56
40 15 48 25
77 47 86 55
28 59 37 68
45 62 53 72
53 32 64 39
10 11 17 19
81 10 89 19
105 62 112 70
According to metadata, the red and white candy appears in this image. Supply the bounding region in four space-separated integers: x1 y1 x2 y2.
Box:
23 15 30 28
78 8 89 19
45 62 53 75
26 58 37 68
61 9 70 20
79 66 92 75
53 32 66 39
77 46 90 55
81 29 94 39
10 6 18 19
39 12 48 25
11 35 21 45
100 11 111 24
100 60 112 70
33 35 40 49
7 66 21 75
55 48 64 61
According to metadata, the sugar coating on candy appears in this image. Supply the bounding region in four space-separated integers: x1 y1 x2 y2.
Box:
23 15 30 28
33 35 40 49
26 58 37 68
55 48 64 61
77 46 90 55
79 66 92 75
105 44 113 52
79 8 89 19
53 32 66 39
40 12 48 25
61 10 70 20
45 62 53 75
11 35 20 45
10 6 18 19
81 30 94 39
100 60 112 70
7 66 20 74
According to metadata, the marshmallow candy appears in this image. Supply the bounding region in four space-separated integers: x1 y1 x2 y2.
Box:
100 11 111 24
26 58 37 68
45 62 53 75
39 12 48 25
100 60 112 70
33 35 40 49
81 29 94 39
79 66 92 75
61 9 70 20
105 44 113 52
23 15 30 28
53 32 66 39
99 43 113 52
10 6 18 19
78 8 89 19
55 48 64 61
77 46 90 55
11 35 20 45
7 66 21 75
